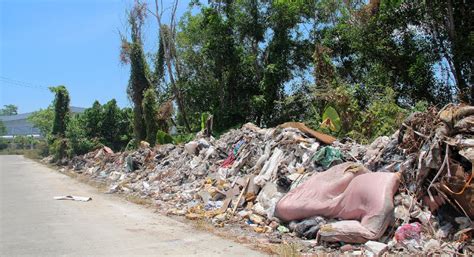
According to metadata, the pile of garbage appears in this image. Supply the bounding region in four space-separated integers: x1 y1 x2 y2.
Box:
50 104 473 255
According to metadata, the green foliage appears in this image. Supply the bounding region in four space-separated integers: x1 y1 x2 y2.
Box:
421 0 473 103
142 88 159 145
68 99 132 154
82 101 103 139
412 101 429 113
319 85 406 143
35 140 49 157
349 88 407 143
36 83 133 157
0 120 6 136
102 100 132 150
123 1 153 142
315 1 459 106
321 106 341 132
156 130 173 145
49 85 70 137
38 94 132 157
49 136 68 161
271 87 317 126
152 33 166 87
37 0 470 157
28 106 54 137
171 133 195 144
0 139 8 150
128 39 152 141
0 104 18 115
13 136 29 149
47 85 70 160
125 138 138 151
0 136 48 157
177 1 312 129
200 112 211 131
65 114 100 157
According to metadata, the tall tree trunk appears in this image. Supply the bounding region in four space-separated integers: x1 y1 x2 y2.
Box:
152 0 192 133
446 0 469 103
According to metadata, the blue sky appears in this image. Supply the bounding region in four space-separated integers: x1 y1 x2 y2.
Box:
0 0 188 113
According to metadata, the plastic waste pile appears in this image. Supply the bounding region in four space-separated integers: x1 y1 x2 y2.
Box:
54 104 473 255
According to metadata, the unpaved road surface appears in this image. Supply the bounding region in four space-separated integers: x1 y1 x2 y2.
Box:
0 155 266 257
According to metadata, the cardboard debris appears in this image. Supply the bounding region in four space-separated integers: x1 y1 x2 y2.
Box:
280 122 336 145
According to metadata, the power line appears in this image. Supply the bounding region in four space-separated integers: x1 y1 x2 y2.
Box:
0 76 50 91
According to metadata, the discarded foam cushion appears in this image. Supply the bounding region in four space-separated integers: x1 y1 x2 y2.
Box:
275 162 400 243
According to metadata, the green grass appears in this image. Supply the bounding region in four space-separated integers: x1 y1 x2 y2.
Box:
0 148 44 159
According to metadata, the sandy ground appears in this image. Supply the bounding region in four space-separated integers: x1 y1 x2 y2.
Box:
0 155 267 257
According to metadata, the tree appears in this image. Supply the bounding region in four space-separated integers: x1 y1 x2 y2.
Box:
423 0 473 104
28 106 54 137
82 101 103 139
176 1 313 129
150 0 192 132
65 114 98 157
78 99 133 152
177 7 250 130
142 88 159 145
152 32 166 88
0 104 18 115
259 0 313 125
101 99 130 151
48 85 70 161
13 135 29 149
50 86 70 137
121 0 153 141
114 0 472 145
312 0 473 106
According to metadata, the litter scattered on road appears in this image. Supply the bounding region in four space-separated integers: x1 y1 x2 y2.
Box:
53 195 92 202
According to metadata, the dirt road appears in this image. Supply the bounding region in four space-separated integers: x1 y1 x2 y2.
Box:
0 155 266 256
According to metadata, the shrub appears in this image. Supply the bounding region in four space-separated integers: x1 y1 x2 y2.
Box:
50 86 70 137
315 84 408 143
172 133 195 144
156 130 173 145
49 137 68 161
142 88 159 146
0 139 8 150
66 116 97 157
125 139 138 151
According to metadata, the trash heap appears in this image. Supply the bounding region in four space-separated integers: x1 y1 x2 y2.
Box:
57 104 473 255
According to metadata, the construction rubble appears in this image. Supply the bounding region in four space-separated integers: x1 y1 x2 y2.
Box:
47 104 473 255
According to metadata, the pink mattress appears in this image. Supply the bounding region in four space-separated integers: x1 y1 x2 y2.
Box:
275 162 400 243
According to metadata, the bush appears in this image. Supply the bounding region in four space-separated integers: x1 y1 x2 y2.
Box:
142 88 159 146
172 133 195 144
50 86 70 137
36 140 49 157
49 137 68 161
348 88 407 143
125 139 138 151
156 130 173 145
13 136 29 149
315 84 408 143
80 100 133 152
66 114 101 157
0 139 8 150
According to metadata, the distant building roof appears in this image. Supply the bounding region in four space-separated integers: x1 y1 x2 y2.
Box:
0 106 85 122
0 106 85 137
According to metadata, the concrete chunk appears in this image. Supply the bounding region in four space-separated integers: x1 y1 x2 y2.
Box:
365 241 388 256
